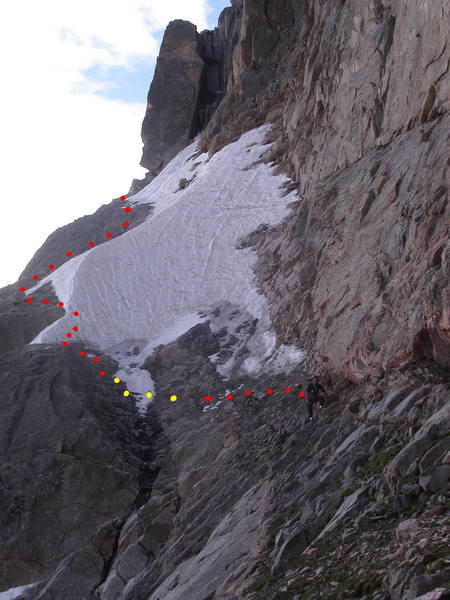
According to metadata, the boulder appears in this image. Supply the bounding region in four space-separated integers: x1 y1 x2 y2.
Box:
396 519 420 541
408 575 450 600
419 465 450 493
34 543 106 600
414 590 450 600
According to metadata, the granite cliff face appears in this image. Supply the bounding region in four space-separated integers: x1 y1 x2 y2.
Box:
202 0 450 381
1 2 449 600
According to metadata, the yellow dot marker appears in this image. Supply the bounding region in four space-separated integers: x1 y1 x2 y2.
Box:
146 392 153 398
170 395 177 402
114 377 121 384
123 390 130 397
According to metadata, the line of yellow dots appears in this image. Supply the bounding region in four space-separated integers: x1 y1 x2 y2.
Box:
113 377 155 399
112 377 303 404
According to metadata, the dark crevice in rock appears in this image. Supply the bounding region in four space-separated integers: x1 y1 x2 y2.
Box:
412 329 435 362
197 29 226 130
93 521 124 595
133 408 166 510
361 190 377 222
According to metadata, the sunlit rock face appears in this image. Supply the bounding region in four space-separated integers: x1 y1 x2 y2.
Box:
199 0 450 379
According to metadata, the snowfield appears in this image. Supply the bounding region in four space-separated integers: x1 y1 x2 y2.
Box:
29 126 305 405
0 584 37 600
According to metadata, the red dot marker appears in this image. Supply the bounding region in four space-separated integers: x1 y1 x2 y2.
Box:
26 298 33 303
73 311 79 317
299 392 305 398
66 333 72 338
120 195 127 201
284 387 292 393
99 371 106 376
122 221 129 228
58 302 64 307
93 357 100 363
123 206 132 213
33 274 39 281
79 351 86 357
43 299 49 305
19 286 26 292
48 264 55 270
88 241 95 247
245 390 252 396
66 252 73 257
203 395 213 402
105 233 112 238
226 394 234 400
62 341 69 347
266 388 273 395
72 326 78 332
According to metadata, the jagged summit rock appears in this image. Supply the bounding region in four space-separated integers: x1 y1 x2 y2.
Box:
140 20 205 176
139 1 242 180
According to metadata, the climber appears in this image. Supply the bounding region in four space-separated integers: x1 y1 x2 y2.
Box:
306 375 327 421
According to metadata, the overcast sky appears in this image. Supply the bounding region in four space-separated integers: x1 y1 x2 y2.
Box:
0 0 230 288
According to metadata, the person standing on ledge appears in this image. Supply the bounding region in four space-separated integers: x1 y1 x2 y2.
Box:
306 375 327 421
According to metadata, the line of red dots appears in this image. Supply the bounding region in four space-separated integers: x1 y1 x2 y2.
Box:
201 389 306 403
18 197 309 400
18 195 131 378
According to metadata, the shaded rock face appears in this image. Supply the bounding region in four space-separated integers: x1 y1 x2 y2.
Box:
198 2 243 129
20 199 152 284
1 322 448 599
140 4 243 177
140 20 205 176
195 0 450 379
0 282 63 354
0 345 158 592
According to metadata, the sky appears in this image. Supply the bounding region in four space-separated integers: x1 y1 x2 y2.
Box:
0 0 230 288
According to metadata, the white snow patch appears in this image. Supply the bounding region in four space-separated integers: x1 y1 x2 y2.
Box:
244 343 306 375
139 312 205 359
29 125 304 401
26 251 87 311
110 312 205 412
0 584 36 600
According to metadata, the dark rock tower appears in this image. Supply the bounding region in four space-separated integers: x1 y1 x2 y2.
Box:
139 2 243 181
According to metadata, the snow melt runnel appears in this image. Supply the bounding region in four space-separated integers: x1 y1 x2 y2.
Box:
30 126 304 393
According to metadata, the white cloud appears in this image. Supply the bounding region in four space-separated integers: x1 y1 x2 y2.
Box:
0 0 210 288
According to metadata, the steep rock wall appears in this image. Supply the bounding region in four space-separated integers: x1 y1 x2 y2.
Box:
257 117 450 380
0 346 158 592
200 0 450 380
